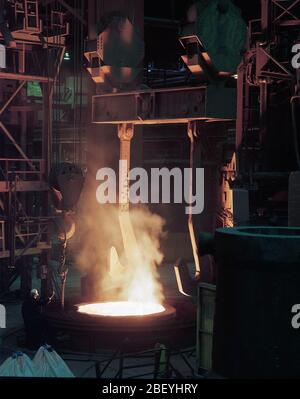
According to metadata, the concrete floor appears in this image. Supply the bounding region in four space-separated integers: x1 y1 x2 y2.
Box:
0 262 198 378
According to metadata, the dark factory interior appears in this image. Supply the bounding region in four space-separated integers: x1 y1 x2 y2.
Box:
0 0 300 381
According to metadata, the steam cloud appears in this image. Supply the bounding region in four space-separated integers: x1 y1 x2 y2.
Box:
75 189 166 304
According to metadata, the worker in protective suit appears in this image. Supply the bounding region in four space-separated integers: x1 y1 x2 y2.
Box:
21 289 55 350
0 0 16 48
187 0 247 73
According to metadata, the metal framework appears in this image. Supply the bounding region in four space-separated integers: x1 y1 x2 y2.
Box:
91 85 235 277
237 0 300 170
0 0 69 297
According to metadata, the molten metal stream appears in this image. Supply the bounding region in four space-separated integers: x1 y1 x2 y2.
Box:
78 301 165 317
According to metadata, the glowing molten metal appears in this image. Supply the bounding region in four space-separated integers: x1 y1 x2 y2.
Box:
78 301 165 317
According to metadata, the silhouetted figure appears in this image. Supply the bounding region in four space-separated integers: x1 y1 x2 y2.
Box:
21 289 54 350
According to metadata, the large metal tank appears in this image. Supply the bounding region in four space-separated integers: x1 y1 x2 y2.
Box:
212 226 300 378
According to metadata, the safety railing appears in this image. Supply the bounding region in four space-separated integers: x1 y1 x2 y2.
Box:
0 158 45 182
0 218 49 254
73 345 197 379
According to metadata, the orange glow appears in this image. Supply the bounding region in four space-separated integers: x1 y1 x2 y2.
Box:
101 210 165 313
78 301 165 317
75 188 165 317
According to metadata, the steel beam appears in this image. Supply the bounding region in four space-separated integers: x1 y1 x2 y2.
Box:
3 31 67 46
92 86 237 125
0 122 36 170
0 81 26 116
0 181 48 193
187 121 201 278
0 72 53 82
0 243 51 260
